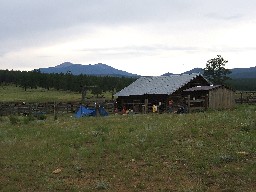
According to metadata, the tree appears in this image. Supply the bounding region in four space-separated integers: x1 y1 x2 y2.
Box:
91 86 102 98
203 55 231 84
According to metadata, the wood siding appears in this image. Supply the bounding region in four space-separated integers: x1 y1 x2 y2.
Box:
208 87 235 109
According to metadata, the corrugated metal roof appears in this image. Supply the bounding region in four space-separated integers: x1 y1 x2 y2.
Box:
115 73 206 97
183 85 221 92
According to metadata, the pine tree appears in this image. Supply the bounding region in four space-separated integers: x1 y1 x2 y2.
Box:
203 55 231 84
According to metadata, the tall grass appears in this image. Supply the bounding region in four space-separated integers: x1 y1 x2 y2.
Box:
0 105 255 191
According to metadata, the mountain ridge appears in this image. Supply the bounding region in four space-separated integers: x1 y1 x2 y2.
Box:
163 66 256 79
37 62 256 79
38 62 139 77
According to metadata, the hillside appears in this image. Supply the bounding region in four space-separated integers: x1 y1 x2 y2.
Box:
228 67 256 78
180 67 256 79
38 62 139 77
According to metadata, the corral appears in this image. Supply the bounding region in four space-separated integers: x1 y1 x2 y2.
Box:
235 91 256 104
0 100 115 116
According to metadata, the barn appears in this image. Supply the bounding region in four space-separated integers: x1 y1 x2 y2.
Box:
183 85 235 111
114 73 210 113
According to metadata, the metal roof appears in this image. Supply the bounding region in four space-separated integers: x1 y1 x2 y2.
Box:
115 73 207 97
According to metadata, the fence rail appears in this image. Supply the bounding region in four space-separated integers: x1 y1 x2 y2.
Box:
235 91 256 104
0 101 115 116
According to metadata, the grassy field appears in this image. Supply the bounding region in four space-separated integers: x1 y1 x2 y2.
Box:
0 105 255 191
0 85 81 102
0 85 113 102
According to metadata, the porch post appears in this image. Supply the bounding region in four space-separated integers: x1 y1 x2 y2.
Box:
144 98 148 114
187 95 190 113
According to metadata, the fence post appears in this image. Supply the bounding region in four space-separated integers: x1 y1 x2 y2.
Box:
187 95 190 113
54 101 57 120
144 99 148 114
95 102 99 117
205 94 209 110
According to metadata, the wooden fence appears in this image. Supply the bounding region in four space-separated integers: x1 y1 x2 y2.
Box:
186 95 207 113
1 92 254 116
0 100 115 116
235 91 256 104
186 91 256 113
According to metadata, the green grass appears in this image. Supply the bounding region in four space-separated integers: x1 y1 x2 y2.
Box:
0 85 113 102
0 85 81 102
0 105 255 191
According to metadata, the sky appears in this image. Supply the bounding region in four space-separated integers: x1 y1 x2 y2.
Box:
1 0 256 76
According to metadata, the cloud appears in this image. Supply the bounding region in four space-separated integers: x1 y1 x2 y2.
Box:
78 45 206 60
1 0 256 75
1 1 255 46
205 13 243 20
0 0 189 39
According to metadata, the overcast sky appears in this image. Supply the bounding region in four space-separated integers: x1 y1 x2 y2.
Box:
1 0 256 76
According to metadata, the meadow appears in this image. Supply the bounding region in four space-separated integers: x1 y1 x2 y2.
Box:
0 85 255 191
0 104 255 191
0 85 82 102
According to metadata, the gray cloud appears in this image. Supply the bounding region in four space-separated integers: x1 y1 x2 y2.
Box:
80 44 256 58
1 0 256 73
4 0 252 43
80 45 201 54
1 1 254 38
205 13 243 20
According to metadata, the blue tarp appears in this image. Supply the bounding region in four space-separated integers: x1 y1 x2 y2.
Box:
75 105 108 118
99 106 108 116
75 106 96 118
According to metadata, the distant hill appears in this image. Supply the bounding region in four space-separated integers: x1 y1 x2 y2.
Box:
161 72 177 76
37 62 255 78
162 68 203 76
163 66 256 79
37 62 139 77
182 68 204 75
228 67 256 79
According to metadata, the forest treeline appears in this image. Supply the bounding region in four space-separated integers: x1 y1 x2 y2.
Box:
0 70 137 95
0 69 255 93
226 78 256 91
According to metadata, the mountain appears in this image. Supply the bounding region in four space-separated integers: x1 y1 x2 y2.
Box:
228 67 256 79
37 62 255 78
162 68 203 76
182 68 203 75
164 66 256 79
37 62 139 77
161 72 177 76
